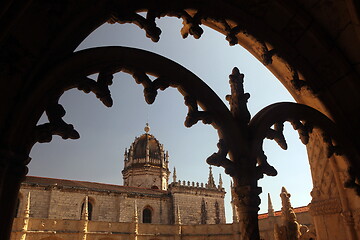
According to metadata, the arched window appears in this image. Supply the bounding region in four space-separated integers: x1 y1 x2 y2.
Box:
81 201 93 220
143 207 152 223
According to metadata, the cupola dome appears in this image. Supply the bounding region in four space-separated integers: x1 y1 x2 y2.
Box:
122 123 170 190
132 133 162 160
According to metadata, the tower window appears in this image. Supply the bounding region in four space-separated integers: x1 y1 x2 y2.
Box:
143 207 152 223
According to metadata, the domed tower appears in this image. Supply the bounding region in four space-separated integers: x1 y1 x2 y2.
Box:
122 123 170 190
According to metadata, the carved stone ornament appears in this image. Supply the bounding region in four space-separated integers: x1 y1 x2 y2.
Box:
309 198 342 216
32 14 360 237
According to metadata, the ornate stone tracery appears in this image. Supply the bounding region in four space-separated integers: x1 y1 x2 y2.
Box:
26 41 360 238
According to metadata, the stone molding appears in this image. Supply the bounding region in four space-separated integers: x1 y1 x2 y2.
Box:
309 198 342 216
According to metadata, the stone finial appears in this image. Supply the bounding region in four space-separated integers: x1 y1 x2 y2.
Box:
207 166 216 189
165 151 169 162
144 122 150 133
280 187 292 213
268 193 275 217
218 174 223 189
277 187 301 240
173 167 177 183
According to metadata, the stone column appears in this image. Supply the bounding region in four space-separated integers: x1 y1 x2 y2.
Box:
0 149 29 240
232 181 262 240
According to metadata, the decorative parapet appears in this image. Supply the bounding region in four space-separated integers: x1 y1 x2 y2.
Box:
169 179 225 192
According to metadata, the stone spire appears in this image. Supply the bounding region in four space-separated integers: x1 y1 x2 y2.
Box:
268 193 275 217
207 166 216 189
173 167 177 183
218 173 223 189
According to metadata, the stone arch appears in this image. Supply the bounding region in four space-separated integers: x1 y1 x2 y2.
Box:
20 45 360 238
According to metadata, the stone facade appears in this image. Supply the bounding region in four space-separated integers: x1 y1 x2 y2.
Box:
11 126 228 239
11 181 313 240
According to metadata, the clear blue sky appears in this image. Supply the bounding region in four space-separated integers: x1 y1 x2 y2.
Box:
29 17 313 222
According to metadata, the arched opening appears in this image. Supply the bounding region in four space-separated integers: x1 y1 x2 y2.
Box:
143 207 152 223
26 14 340 238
